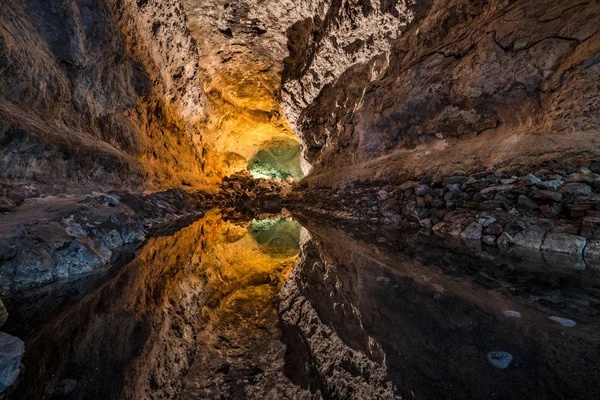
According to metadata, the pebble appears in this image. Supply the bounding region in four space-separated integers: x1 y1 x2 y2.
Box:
503 310 521 318
548 316 576 327
487 351 513 369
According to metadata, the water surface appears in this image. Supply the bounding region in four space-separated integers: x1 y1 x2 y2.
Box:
4 210 600 399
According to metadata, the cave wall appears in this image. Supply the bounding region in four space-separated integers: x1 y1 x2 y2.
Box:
282 0 600 182
0 0 211 192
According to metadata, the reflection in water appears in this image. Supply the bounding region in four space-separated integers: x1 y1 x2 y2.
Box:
4 211 600 399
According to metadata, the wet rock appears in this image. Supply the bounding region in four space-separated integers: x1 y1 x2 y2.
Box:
0 332 24 393
548 316 576 327
559 183 592 197
513 226 546 252
460 223 483 241
487 351 513 369
541 233 586 259
54 239 111 280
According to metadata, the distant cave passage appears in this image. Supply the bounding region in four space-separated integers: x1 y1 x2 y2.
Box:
247 138 304 180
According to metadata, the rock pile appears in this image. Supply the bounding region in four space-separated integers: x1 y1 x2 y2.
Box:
290 165 600 268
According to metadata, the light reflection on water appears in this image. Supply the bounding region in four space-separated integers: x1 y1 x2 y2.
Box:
4 210 600 399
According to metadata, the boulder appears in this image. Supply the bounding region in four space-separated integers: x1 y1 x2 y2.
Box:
460 222 483 241
513 226 546 252
559 183 592 197
541 233 586 258
0 332 24 393
584 240 600 270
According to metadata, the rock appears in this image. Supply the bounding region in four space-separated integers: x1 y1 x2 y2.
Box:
548 316 576 327
419 218 433 230
414 185 429 196
443 176 465 186
503 310 521 318
520 174 541 186
583 240 600 269
398 181 420 191
530 190 562 203
487 351 513 369
448 220 465 238
478 216 496 227
480 184 516 195
559 183 592 197
377 190 389 200
497 232 514 251
379 198 398 218
563 172 600 184
536 180 563 191
540 233 586 258
513 226 546 252
61 379 78 396
0 198 17 213
105 194 121 207
0 298 7 328
580 217 600 239
540 202 562 218
517 195 539 212
484 223 503 235
482 235 496 246
460 222 483 241
0 332 24 393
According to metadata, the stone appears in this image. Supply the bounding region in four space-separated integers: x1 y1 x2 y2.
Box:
487 351 513 369
448 220 465 237
414 185 429 196
380 198 398 218
480 184 516 195
520 173 541 186
484 223 503 235
541 233 586 257
482 235 496 246
398 181 420 191
584 240 600 269
530 190 562 203
478 216 497 227
559 183 592 197
536 180 563 191
517 195 539 212
580 217 600 239
377 190 389 200
105 194 121 207
443 176 465 186
563 172 600 184
0 332 24 393
497 232 514 251
540 202 562 218
460 222 483 241
513 226 546 252
419 218 433 230
548 316 576 327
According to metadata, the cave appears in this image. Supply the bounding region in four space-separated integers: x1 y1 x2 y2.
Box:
1 0 600 399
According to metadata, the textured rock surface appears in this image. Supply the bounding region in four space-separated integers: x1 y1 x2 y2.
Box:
0 0 210 191
285 0 600 184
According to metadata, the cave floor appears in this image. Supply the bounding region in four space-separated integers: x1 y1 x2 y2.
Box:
3 209 600 399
